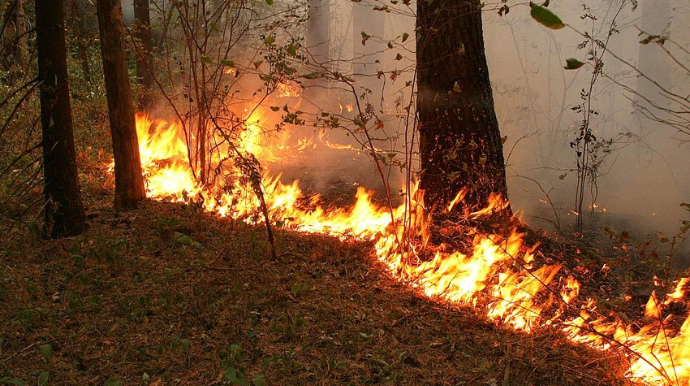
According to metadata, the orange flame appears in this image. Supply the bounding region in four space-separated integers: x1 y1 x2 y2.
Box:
109 112 690 386
277 80 302 98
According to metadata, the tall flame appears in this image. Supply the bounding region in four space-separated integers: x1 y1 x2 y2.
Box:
109 113 690 386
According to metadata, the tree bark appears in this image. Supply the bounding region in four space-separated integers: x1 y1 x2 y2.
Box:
68 0 92 83
96 0 146 210
36 0 87 238
636 0 671 111
352 0 385 76
305 0 330 92
416 0 510 214
1 0 26 74
134 0 154 108
307 0 329 64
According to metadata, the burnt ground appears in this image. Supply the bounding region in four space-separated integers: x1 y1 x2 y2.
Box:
0 190 637 386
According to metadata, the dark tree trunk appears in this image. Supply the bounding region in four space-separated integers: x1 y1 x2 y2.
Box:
134 0 154 108
68 0 92 83
416 0 510 214
96 0 146 210
36 0 87 238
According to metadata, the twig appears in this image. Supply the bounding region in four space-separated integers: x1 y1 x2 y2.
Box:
204 264 262 271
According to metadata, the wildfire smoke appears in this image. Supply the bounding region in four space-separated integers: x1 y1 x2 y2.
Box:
109 112 690 386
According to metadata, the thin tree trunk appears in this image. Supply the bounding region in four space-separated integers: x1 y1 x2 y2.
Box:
14 0 25 64
416 0 510 214
69 0 92 83
305 0 330 92
96 0 147 210
134 0 154 108
352 0 384 75
36 0 87 238
1 0 25 73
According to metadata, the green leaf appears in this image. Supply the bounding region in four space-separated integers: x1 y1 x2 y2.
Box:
221 60 235 67
200 56 213 64
401 32 409 42
530 3 565 30
221 367 248 386
564 58 585 70
264 35 275 45
104 379 123 386
3 378 26 386
38 372 49 386
265 0 273 4
251 374 266 386
174 232 192 246
39 344 52 364
286 43 298 56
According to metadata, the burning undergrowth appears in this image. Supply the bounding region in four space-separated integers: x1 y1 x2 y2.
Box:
0 199 629 385
99 109 690 386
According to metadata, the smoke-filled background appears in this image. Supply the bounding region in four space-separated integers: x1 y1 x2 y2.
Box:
120 0 690 252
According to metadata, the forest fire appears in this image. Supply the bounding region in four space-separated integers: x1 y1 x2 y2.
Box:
115 113 690 386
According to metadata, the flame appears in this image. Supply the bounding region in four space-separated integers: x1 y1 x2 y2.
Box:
108 112 690 386
277 80 302 98
338 102 354 113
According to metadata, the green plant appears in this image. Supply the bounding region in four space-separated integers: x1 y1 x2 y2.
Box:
219 343 267 386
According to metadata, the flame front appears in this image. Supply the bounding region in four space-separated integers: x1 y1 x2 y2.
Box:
110 113 690 386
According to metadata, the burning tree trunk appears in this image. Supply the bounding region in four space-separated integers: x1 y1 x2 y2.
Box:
36 0 87 237
96 0 146 209
416 0 510 215
134 0 154 108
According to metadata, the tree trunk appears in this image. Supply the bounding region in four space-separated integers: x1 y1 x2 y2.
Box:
69 0 92 83
352 0 385 76
416 0 510 214
134 0 154 108
96 0 146 210
307 0 329 64
14 0 26 65
36 0 87 238
1 0 26 74
305 0 330 92
636 0 671 112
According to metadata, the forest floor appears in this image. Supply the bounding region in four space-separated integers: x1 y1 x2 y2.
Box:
0 176 672 386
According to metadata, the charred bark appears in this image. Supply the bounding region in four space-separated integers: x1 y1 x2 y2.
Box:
416 0 510 214
134 0 154 108
36 0 87 238
96 0 146 210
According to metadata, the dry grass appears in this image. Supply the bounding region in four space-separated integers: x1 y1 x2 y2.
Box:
0 192 633 386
